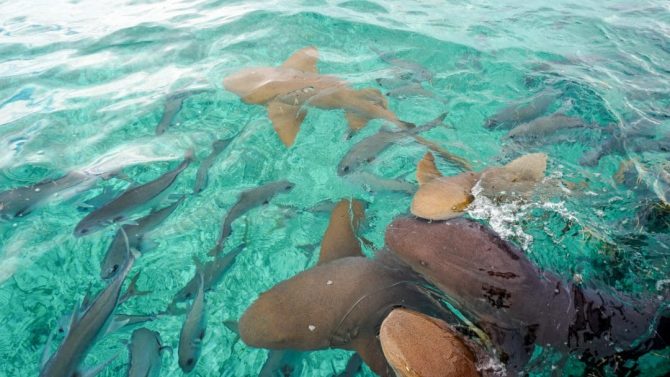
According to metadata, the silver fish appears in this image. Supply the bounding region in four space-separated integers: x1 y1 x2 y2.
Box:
485 90 559 129
371 47 433 83
100 196 185 279
193 139 233 194
155 89 210 135
167 244 245 313
259 350 303 377
127 328 171 377
506 113 585 142
210 180 294 255
74 151 192 237
178 272 207 373
337 113 448 176
346 171 414 194
40 248 138 377
385 83 435 99
0 172 95 219
335 354 363 377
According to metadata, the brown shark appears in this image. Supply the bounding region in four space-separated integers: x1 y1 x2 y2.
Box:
238 248 457 376
223 46 413 147
380 308 480 377
411 152 547 220
385 216 661 374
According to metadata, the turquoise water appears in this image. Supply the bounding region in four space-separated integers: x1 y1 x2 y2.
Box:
1 0 669 376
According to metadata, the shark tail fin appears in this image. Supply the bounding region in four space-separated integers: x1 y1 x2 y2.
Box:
120 271 151 304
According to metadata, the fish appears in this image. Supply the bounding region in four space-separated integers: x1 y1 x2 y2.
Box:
193 138 233 194
178 272 207 373
238 250 457 377
167 244 245 313
345 172 415 194
384 83 435 99
0 171 96 219
100 196 185 279
411 152 546 220
318 199 366 265
334 354 363 377
385 216 661 373
74 151 193 237
337 112 469 175
371 47 434 83
40 247 138 377
209 180 294 256
380 308 481 377
223 46 414 147
127 328 171 377
505 113 585 142
155 89 210 135
485 90 559 129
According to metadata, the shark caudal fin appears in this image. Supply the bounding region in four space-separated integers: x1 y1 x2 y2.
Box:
267 101 307 147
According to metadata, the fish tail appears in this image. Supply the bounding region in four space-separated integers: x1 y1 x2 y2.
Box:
413 135 472 171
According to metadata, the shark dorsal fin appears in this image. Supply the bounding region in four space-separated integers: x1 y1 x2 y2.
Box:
282 46 319 73
318 199 366 265
416 152 442 185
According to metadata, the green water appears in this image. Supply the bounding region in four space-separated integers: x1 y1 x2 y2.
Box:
1 0 669 376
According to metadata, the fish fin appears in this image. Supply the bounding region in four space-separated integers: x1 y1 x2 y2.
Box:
223 320 240 335
267 100 307 147
78 351 120 377
159 345 174 357
345 112 370 131
352 336 394 377
120 271 151 304
40 329 56 367
413 135 472 171
416 152 442 185
357 88 388 109
104 317 131 336
138 237 158 252
411 112 448 134
281 46 319 73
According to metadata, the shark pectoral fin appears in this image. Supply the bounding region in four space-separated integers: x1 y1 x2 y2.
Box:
267 101 307 147
104 317 131 337
416 152 443 185
79 351 120 377
345 112 370 131
351 336 394 377
357 88 388 109
282 46 319 73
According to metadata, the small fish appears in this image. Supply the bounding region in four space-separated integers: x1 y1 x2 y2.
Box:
40 248 138 377
485 90 559 129
0 172 95 219
346 172 415 194
193 138 233 194
338 113 468 175
74 151 193 237
505 113 585 142
384 83 435 99
259 350 304 377
127 328 171 377
210 180 294 255
335 354 363 377
371 47 434 83
100 196 185 279
178 272 207 373
167 244 245 313
77 185 123 212
155 89 210 135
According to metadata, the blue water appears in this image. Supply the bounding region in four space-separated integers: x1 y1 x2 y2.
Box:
1 1 669 376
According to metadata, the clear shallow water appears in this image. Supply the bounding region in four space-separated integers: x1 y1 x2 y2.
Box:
1 0 669 376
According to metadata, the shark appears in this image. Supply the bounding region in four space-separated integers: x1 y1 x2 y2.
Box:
223 46 414 147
